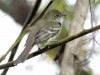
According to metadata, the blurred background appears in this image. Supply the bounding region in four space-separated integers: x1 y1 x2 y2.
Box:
0 0 100 75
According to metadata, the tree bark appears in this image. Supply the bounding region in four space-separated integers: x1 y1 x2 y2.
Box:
60 0 89 75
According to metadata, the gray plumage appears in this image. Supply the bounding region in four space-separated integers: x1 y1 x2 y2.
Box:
14 9 64 65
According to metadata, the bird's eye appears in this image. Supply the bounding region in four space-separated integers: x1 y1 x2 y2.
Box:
54 14 60 19
56 14 59 17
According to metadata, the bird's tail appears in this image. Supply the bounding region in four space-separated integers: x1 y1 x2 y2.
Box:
14 44 34 65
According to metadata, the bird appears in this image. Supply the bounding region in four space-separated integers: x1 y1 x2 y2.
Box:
14 9 65 65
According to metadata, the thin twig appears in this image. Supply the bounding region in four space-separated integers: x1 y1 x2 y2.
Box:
0 25 100 69
1 0 42 74
22 0 42 31
0 0 53 63
30 0 53 26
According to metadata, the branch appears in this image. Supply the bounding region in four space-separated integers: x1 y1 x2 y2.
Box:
1 1 42 75
0 25 100 69
60 0 89 75
0 0 53 63
22 0 42 30
30 0 53 27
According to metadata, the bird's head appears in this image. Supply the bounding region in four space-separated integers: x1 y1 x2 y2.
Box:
43 9 65 22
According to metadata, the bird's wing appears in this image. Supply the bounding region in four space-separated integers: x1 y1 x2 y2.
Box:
35 22 61 44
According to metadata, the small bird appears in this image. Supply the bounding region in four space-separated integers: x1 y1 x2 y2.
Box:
14 9 65 65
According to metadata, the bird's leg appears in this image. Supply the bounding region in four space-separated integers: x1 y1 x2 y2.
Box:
37 44 41 50
37 44 43 56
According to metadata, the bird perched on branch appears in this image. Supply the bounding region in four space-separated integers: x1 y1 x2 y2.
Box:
14 9 65 65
